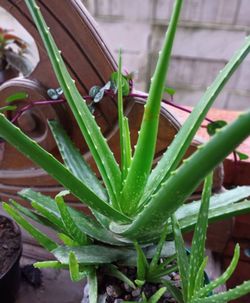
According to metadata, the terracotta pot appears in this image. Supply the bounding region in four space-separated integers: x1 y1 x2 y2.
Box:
0 215 22 303
0 68 19 85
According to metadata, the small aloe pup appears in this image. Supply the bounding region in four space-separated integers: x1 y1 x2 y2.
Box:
170 173 250 303
1 0 250 302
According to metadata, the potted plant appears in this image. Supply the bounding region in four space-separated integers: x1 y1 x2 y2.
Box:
0 215 22 303
0 27 32 84
1 0 250 302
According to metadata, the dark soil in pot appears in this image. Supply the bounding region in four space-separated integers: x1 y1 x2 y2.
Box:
0 215 22 303
83 265 180 303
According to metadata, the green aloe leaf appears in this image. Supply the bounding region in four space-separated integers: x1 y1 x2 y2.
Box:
52 245 134 265
171 215 189 302
161 279 184 303
143 35 250 207
48 120 107 202
88 269 98 303
9 199 62 232
179 199 250 234
120 0 183 215
0 115 129 223
31 200 64 230
146 241 176 259
119 241 176 267
193 257 208 296
117 51 131 184
153 254 177 274
55 191 88 245
69 251 89 282
149 224 169 274
136 186 250 244
148 264 178 282
175 186 250 235
20 189 128 246
193 244 240 299
115 110 250 238
34 261 65 269
25 0 121 206
3 202 57 251
58 233 79 247
176 186 250 222
148 287 167 303
103 264 136 289
192 281 250 303
134 241 149 281
123 116 132 172
122 198 250 246
91 210 111 230
55 243 173 269
188 173 213 300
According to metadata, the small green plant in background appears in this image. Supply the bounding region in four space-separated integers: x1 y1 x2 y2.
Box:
1 0 250 302
0 27 32 76
170 173 250 302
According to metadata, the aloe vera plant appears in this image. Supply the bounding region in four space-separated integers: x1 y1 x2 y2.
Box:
1 0 250 302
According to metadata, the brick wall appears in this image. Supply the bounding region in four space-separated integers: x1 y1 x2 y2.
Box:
84 0 250 110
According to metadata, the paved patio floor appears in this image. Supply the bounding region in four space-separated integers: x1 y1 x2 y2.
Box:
16 256 84 303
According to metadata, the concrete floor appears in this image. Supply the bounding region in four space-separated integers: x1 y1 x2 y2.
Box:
16 256 84 303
